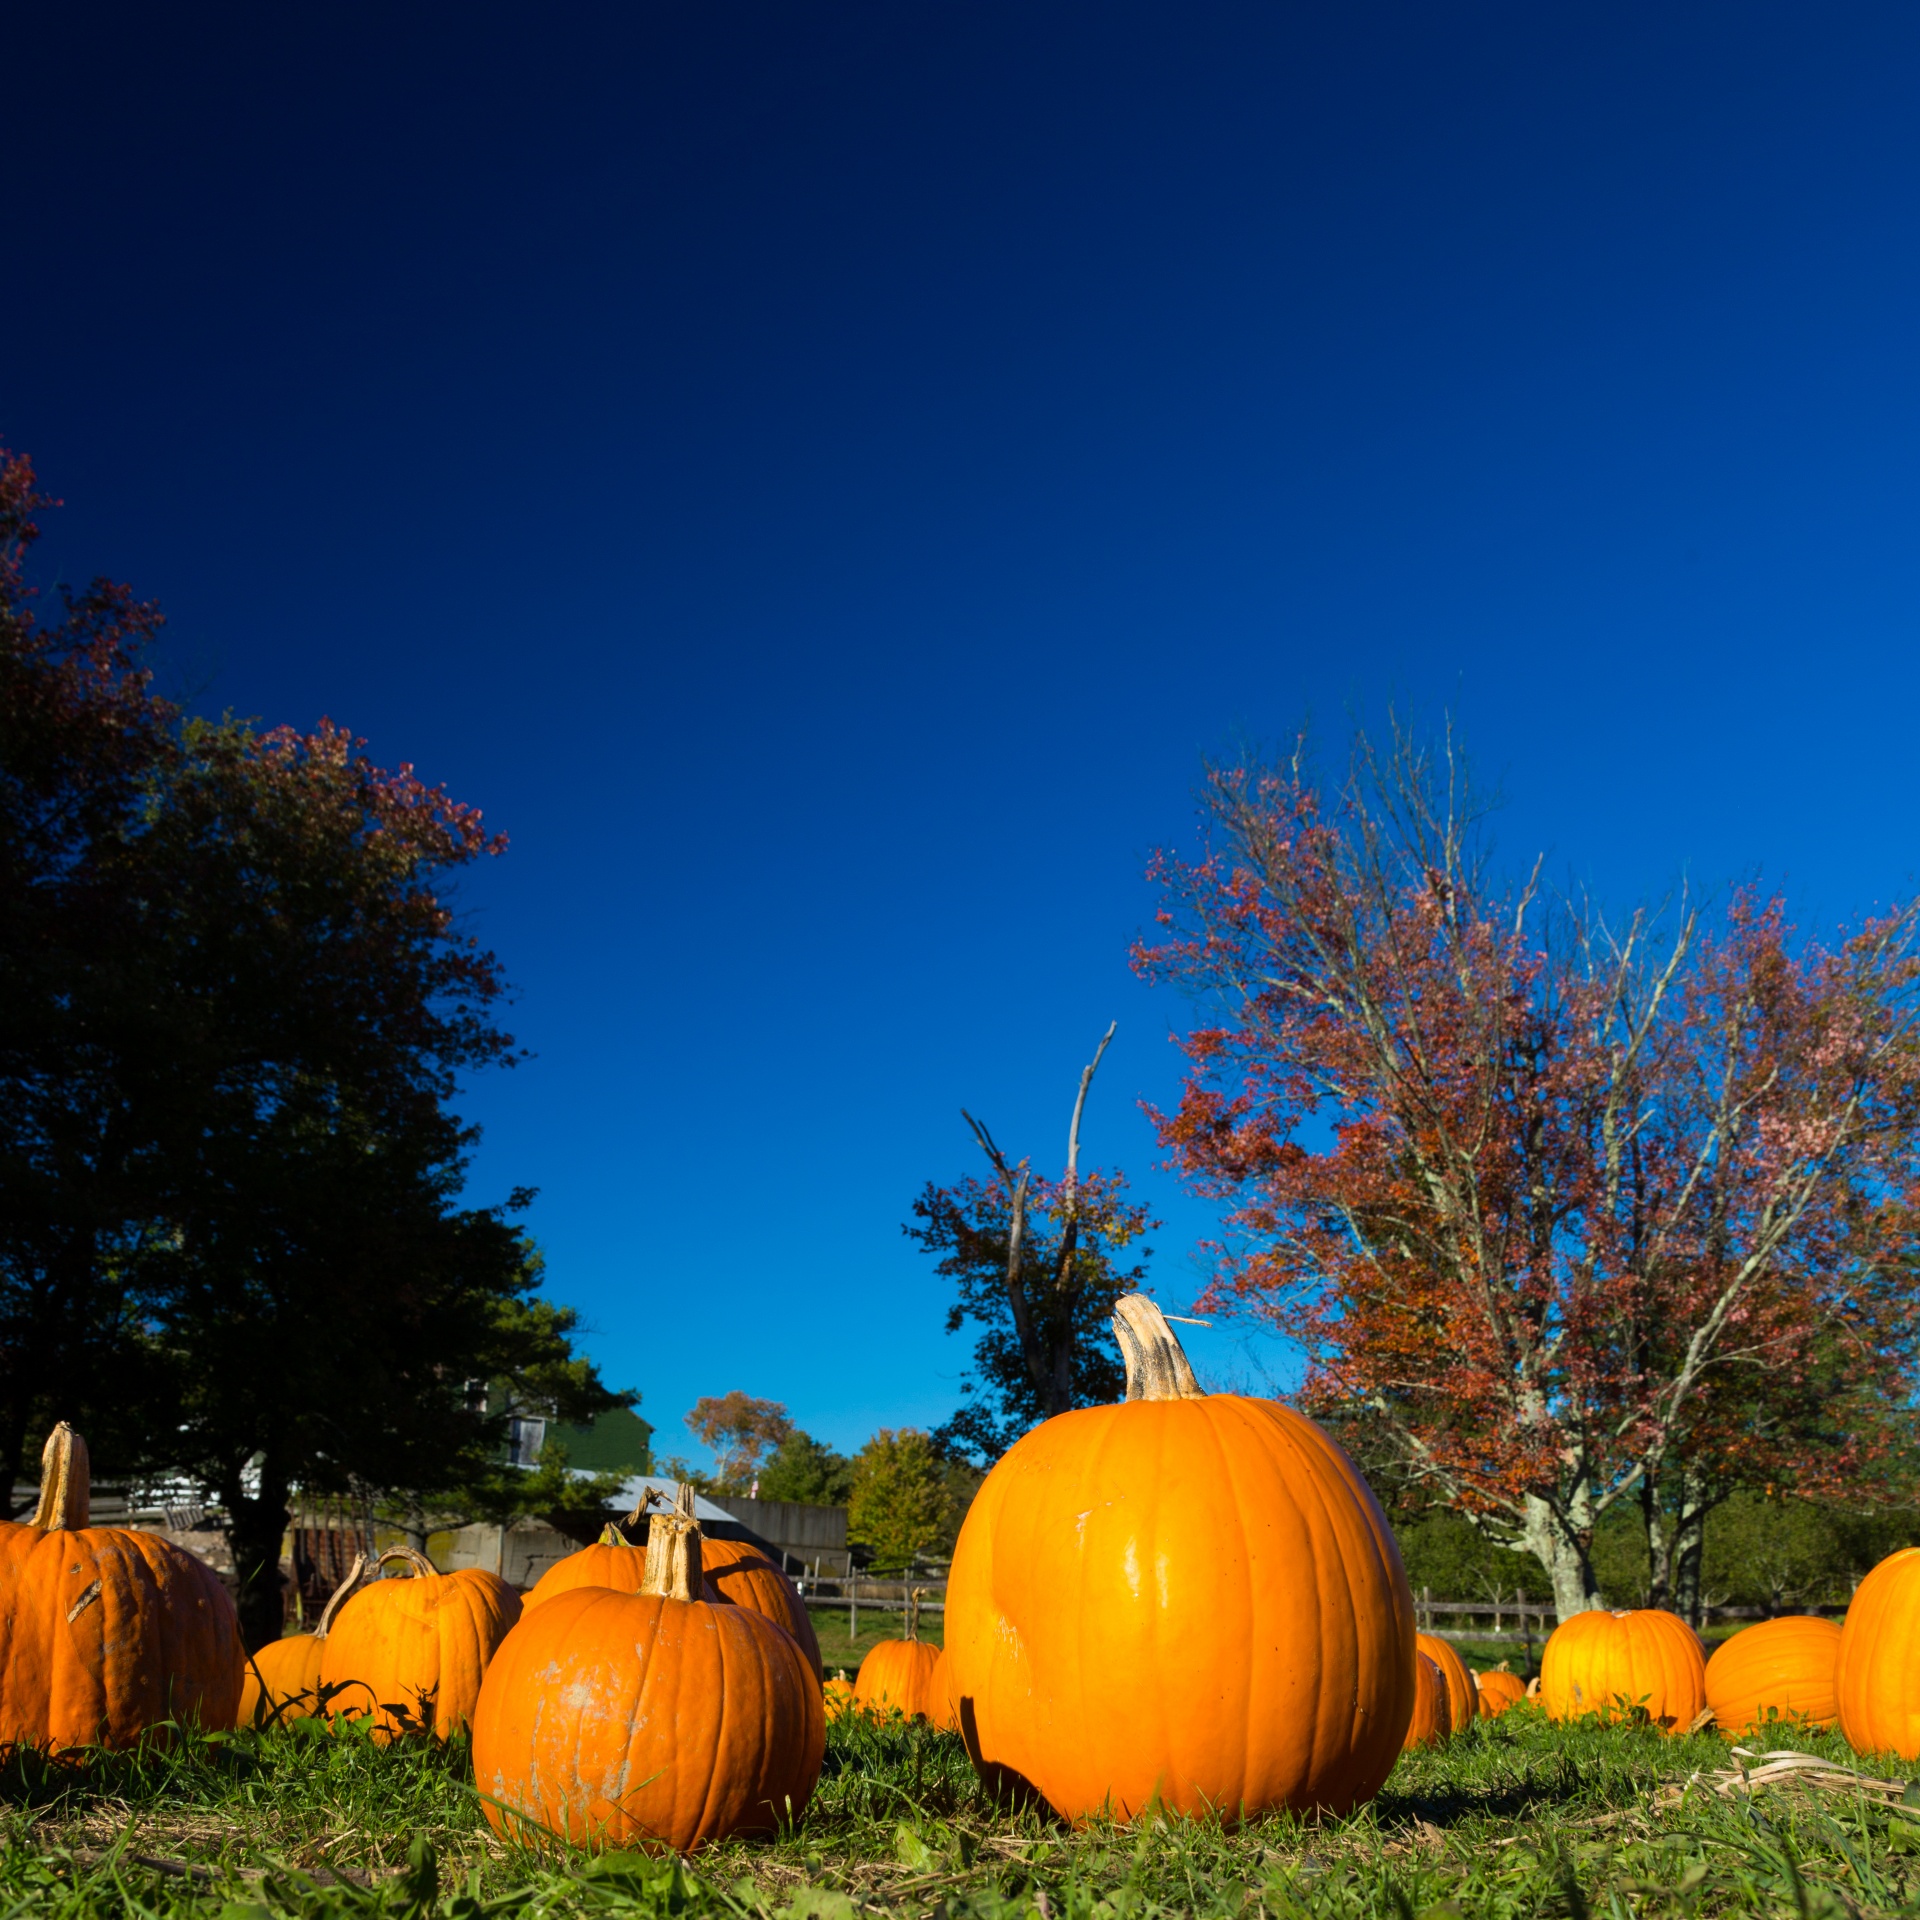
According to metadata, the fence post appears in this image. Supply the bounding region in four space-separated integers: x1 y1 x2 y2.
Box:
850 1582 858 1643
1421 1584 1431 1633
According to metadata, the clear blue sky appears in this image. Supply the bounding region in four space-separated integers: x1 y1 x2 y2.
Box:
9 5 1920 1471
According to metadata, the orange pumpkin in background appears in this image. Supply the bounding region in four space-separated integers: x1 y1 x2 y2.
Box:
1704 1616 1841 1737
0 1424 244 1749
319 1546 519 1740
823 1673 859 1720
854 1590 941 1720
1541 1608 1705 1731
1473 1668 1528 1718
1837 1548 1920 1759
471 1499 824 1852
239 1556 366 1727
1402 1652 1452 1750
1415 1632 1477 1733
925 1646 961 1733
527 1489 824 1680
944 1294 1416 1822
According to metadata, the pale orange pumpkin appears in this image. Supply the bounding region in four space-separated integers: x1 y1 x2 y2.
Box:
1837 1547 1920 1759
1541 1608 1705 1732
944 1294 1416 1821
471 1500 824 1852
238 1556 365 1727
0 1424 244 1749
1704 1616 1840 1737
1402 1651 1452 1750
1472 1668 1528 1718
1415 1632 1477 1733
319 1546 519 1740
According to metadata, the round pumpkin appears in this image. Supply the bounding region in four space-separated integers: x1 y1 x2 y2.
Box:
320 1546 519 1740
1541 1608 1705 1732
1837 1547 1920 1759
857 1638 941 1719
926 1646 961 1733
471 1502 824 1853
1402 1651 1452 1750
1473 1668 1528 1717
1704 1616 1841 1738
944 1294 1416 1821
824 1673 859 1720
0 1424 244 1749
238 1555 366 1727
528 1497 825 1681
1415 1632 1477 1733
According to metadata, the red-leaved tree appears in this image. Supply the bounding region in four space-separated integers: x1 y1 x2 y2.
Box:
1134 726 1920 1620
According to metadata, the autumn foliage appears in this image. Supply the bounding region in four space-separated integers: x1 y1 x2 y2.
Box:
1134 727 1920 1619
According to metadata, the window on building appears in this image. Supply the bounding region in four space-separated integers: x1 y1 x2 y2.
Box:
508 1416 547 1467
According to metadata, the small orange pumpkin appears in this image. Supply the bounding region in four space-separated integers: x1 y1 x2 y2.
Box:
238 1556 366 1727
471 1497 824 1852
1472 1667 1528 1717
1541 1608 1705 1732
1704 1616 1840 1737
926 1645 961 1733
824 1673 859 1720
319 1546 519 1740
1837 1548 1920 1759
0 1424 244 1749
1415 1632 1477 1732
1402 1651 1452 1750
944 1295 1416 1821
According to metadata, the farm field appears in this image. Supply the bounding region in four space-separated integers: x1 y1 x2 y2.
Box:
3 1708 1916 1919
806 1604 947 1675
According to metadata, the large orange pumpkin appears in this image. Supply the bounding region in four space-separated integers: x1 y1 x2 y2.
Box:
0 1424 244 1748
1402 1652 1452 1750
1837 1547 1920 1759
1473 1668 1528 1717
319 1546 519 1740
471 1498 824 1852
238 1556 365 1727
1704 1616 1841 1737
1541 1608 1705 1731
527 1493 825 1680
944 1294 1416 1822
1415 1633 1477 1733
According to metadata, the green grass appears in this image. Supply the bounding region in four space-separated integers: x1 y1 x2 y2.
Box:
806 1605 945 1678
4 1709 1919 1917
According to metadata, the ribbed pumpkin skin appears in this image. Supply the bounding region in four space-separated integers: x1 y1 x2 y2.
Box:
524 1538 647 1608
1415 1633 1477 1732
1473 1670 1528 1718
1402 1653 1452 1750
701 1538 825 1681
1705 1616 1841 1737
1541 1609 1705 1731
240 1633 326 1726
471 1584 825 1853
856 1639 941 1718
926 1647 961 1733
944 1393 1416 1822
1837 1547 1920 1759
0 1524 243 1748
320 1567 520 1740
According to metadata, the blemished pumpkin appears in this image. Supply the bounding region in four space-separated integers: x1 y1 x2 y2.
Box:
471 1499 825 1853
1836 1547 1920 1759
527 1490 825 1680
1473 1668 1528 1718
1415 1632 1477 1733
1541 1608 1706 1732
1704 1616 1841 1737
0 1424 244 1749
238 1556 366 1727
944 1294 1416 1822
1402 1652 1452 1750
319 1546 519 1741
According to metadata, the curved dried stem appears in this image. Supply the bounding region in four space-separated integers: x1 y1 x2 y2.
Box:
317 1555 367 1636
31 1423 89 1531
375 1546 440 1580
1111 1294 1206 1402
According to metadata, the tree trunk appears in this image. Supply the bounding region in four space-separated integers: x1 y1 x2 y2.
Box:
224 1462 291 1652
1520 1491 1604 1622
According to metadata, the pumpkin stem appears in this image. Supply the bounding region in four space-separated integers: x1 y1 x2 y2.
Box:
30 1423 90 1531
906 1585 928 1643
316 1555 367 1638
374 1546 440 1580
597 1521 635 1548
1110 1294 1206 1403
641 1505 703 1602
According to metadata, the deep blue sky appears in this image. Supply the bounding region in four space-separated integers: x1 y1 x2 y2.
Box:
10 4 1920 1469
